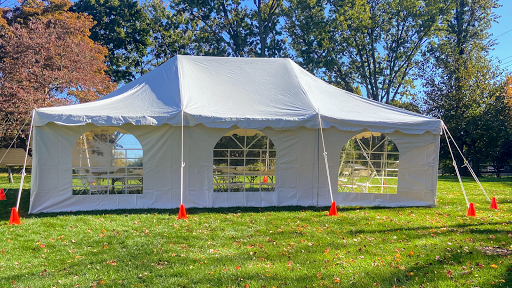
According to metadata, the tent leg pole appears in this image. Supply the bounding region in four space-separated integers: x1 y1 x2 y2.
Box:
316 129 320 207
8 167 13 183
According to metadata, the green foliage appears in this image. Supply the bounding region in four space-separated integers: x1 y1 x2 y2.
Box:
285 0 360 93
71 0 152 83
169 0 287 58
1 175 512 287
128 156 143 167
143 0 195 68
173 0 255 57
285 0 448 102
420 0 510 176
389 100 422 114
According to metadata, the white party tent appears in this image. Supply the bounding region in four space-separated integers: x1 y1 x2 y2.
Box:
29 55 442 213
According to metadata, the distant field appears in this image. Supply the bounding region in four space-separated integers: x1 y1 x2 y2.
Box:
0 174 511 287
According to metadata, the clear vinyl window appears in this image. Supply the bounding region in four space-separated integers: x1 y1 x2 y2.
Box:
338 132 398 194
213 129 276 192
72 128 143 195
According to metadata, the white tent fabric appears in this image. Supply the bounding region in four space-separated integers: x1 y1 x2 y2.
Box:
34 56 440 134
30 56 442 213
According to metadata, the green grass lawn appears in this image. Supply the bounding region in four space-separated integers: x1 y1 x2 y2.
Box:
1 174 511 287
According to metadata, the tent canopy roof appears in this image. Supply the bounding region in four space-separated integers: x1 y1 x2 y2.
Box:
34 55 441 134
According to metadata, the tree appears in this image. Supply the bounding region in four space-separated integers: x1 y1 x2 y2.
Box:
285 0 349 91
71 0 152 83
389 100 421 114
0 0 116 148
285 0 363 93
421 0 506 176
506 75 512 104
143 0 196 68
286 0 448 102
171 0 255 57
251 0 285 57
170 0 287 58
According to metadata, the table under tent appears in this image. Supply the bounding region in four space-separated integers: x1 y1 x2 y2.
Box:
29 56 442 213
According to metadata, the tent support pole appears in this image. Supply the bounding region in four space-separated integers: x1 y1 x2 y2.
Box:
16 109 35 211
316 129 320 207
180 110 185 205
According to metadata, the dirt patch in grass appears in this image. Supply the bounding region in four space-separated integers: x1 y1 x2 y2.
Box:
477 246 512 255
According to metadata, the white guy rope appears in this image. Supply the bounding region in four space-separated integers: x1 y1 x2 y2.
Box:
318 114 334 203
442 124 469 207
442 122 490 202
180 110 185 205
16 109 35 210
0 117 30 164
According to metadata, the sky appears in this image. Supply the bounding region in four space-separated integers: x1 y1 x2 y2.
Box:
490 0 512 73
117 135 143 159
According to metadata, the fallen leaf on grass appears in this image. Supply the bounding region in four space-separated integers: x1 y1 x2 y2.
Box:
235 266 241 270
490 264 498 268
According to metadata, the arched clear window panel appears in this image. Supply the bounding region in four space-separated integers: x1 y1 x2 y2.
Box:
338 132 399 194
72 128 143 195
213 129 276 192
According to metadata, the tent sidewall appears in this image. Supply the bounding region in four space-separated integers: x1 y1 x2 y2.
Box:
29 123 439 213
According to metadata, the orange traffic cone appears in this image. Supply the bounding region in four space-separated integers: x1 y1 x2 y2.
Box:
467 202 476 217
0 188 5 200
263 176 268 183
381 179 386 187
177 204 187 220
9 207 20 225
328 201 338 217
490 197 498 210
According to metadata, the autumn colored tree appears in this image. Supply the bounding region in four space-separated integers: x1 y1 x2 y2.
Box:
0 0 116 148
506 75 512 106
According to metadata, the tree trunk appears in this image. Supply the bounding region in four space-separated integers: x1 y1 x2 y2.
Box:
256 0 266 57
